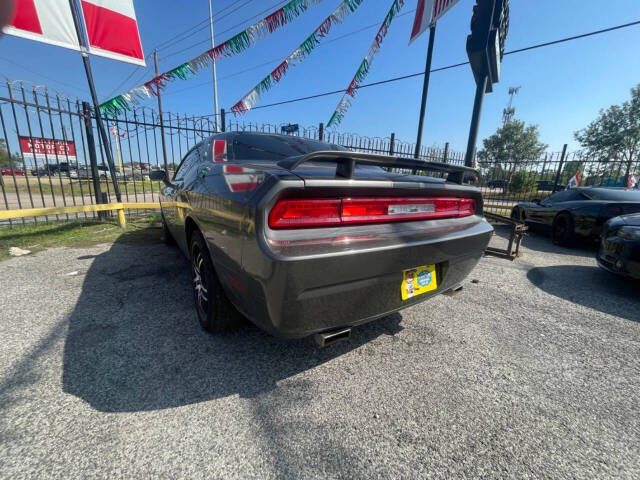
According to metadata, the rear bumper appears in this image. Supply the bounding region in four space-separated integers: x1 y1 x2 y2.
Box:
237 218 493 338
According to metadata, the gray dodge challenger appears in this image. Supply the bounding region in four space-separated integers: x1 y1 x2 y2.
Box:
151 132 492 343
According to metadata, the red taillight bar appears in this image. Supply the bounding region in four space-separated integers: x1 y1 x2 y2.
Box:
268 197 476 229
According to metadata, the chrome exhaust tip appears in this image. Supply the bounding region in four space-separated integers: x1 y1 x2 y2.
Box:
314 328 351 347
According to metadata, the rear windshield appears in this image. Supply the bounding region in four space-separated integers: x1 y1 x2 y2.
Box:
583 188 640 201
231 134 346 161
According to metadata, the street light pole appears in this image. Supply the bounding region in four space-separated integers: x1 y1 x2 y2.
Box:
209 0 220 131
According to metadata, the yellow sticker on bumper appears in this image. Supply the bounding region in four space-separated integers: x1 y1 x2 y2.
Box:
401 264 437 300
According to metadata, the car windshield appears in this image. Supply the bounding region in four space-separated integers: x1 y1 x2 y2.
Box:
231 134 346 161
582 188 640 201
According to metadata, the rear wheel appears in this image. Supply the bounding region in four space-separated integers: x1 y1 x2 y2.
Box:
190 230 241 333
552 213 574 246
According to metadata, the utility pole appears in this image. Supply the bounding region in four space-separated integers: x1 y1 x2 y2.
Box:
154 49 169 173
209 0 220 131
502 85 520 125
68 0 121 201
413 25 437 159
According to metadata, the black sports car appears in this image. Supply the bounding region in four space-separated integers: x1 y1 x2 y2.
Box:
151 132 492 342
597 213 640 279
510 187 640 245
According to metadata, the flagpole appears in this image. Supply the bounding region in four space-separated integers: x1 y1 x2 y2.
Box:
67 0 121 202
413 24 436 159
209 0 220 131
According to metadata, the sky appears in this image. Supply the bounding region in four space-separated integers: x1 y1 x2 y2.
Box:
1 0 639 154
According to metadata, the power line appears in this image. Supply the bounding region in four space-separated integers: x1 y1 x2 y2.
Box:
152 0 248 52
160 0 291 61
106 1 249 101
104 54 155 99
158 0 255 57
162 9 417 97
222 18 640 114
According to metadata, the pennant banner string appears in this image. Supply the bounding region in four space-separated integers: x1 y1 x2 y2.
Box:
231 0 366 116
327 0 403 128
100 0 324 116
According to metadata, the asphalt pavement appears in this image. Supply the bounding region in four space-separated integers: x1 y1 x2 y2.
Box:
0 227 638 479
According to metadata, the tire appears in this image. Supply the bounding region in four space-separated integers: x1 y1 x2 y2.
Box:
161 215 176 246
552 213 574 246
189 230 241 333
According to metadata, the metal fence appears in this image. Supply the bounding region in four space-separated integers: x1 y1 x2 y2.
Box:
1 80 638 225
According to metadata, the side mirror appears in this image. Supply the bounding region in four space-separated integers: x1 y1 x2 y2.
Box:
150 169 170 186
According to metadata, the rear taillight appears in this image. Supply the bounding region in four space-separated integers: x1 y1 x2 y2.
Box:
268 197 476 229
268 199 341 228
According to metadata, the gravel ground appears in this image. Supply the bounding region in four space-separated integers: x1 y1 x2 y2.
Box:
0 228 638 479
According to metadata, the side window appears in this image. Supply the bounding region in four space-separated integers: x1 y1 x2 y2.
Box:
181 141 213 187
566 190 585 201
200 138 212 164
174 147 199 182
543 191 571 204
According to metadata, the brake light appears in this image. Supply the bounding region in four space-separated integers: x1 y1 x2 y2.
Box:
268 197 476 229
268 199 341 228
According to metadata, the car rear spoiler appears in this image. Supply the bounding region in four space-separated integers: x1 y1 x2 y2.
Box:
277 150 478 184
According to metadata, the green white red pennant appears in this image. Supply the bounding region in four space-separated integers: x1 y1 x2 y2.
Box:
327 0 404 128
231 0 366 116
99 0 323 116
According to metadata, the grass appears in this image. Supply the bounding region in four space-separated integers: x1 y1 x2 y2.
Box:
0 214 163 261
1 177 159 198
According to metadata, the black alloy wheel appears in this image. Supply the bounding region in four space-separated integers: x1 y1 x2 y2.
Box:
189 230 241 333
552 213 574 246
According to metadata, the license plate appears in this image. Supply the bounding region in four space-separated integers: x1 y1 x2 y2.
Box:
401 264 438 300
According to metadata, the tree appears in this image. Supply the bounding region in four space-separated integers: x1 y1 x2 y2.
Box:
508 170 538 194
477 119 548 184
0 139 20 168
575 84 640 184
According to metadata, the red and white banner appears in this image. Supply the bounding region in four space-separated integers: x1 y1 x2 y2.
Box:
81 0 145 66
19 136 77 160
566 172 580 190
3 0 80 51
409 0 460 44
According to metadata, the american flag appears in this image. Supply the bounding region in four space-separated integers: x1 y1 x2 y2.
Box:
410 0 461 44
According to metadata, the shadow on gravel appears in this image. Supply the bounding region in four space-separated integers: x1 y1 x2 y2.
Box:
527 265 640 323
62 231 403 413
